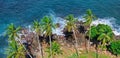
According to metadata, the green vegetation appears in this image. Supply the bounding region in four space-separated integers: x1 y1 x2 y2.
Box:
6 24 25 58
5 9 120 58
68 51 110 58
65 14 79 57
91 24 114 48
41 16 56 58
89 24 114 48
88 24 114 58
6 42 25 58
46 41 62 58
84 9 97 53
79 51 110 58
90 24 113 40
84 9 96 26
33 20 44 58
68 53 78 58
6 23 21 41
109 40 120 56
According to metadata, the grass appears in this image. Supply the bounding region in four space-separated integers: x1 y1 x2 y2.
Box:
44 51 111 58
79 51 110 58
67 51 110 58
42 45 112 58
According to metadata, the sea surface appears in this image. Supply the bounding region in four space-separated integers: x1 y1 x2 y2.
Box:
0 0 120 58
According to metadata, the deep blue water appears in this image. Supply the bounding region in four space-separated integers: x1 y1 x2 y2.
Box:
0 0 120 58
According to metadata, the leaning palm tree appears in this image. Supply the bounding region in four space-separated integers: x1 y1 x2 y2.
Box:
84 9 97 53
97 32 113 58
6 23 32 58
6 23 21 41
97 32 113 50
6 39 25 58
84 9 96 26
33 20 44 58
65 14 79 58
41 16 56 58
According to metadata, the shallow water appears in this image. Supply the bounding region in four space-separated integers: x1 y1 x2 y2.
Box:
0 0 120 58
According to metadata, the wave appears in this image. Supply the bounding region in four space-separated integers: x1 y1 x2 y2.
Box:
1 19 120 37
1 14 120 36
50 14 120 36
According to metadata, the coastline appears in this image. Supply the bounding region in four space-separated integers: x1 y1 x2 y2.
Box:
1 16 120 58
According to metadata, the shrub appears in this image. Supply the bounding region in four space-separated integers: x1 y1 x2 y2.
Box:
89 24 113 39
109 40 120 56
46 41 62 58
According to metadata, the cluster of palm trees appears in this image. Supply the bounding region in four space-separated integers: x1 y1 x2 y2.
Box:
6 16 56 58
6 9 114 58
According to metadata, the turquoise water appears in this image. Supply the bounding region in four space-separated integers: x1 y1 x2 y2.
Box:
0 0 120 58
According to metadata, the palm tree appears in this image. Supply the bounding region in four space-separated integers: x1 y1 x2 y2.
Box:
65 14 79 58
97 32 113 58
84 9 96 26
6 23 21 41
84 9 97 53
6 40 25 58
97 32 113 50
6 23 32 58
41 16 56 58
33 20 44 58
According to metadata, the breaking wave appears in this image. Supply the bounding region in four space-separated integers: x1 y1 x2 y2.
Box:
50 13 120 36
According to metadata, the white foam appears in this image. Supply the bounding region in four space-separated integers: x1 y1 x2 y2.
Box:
0 31 6 37
2 13 120 36
91 17 115 26
74 16 120 36
51 14 66 36
113 31 120 36
50 13 120 36
78 15 86 22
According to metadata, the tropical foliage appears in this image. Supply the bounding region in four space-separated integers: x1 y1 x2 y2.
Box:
46 41 62 58
109 40 120 56
6 23 25 58
65 14 77 32
90 24 113 48
89 24 113 42
5 9 119 58
33 20 44 58
84 9 97 53
33 20 42 35
6 41 25 58
41 16 55 36
84 9 96 26
6 23 21 41
65 14 79 57
41 16 56 58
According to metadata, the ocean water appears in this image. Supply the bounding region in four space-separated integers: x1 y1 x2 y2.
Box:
0 0 120 58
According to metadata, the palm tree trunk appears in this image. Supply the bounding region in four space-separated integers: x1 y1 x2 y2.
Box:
96 44 98 58
16 38 33 58
87 37 90 53
88 26 91 53
37 35 44 58
72 28 79 58
116 54 118 58
49 35 52 58
41 42 44 58
85 38 88 53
